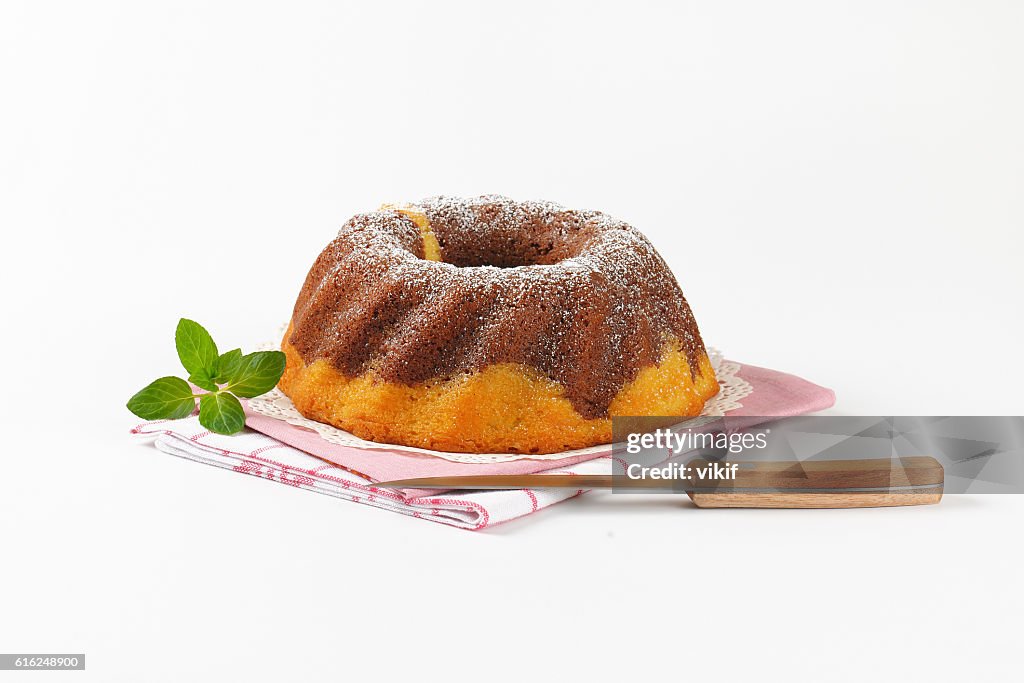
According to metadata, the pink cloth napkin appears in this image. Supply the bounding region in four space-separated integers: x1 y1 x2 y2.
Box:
130 361 834 530
131 417 603 530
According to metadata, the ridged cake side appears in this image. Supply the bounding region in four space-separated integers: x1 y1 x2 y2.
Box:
280 326 717 454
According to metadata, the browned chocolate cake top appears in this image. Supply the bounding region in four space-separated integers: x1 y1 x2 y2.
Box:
288 196 709 419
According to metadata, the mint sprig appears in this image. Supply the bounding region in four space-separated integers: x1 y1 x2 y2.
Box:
126 319 286 435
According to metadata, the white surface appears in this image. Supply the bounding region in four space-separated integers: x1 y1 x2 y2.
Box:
1 1 1022 681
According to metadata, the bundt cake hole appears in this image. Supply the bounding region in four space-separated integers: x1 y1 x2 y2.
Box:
428 223 589 269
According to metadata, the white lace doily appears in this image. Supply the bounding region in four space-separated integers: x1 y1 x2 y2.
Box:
248 345 753 464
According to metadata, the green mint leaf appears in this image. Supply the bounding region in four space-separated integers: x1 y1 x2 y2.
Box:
198 392 246 435
175 318 218 378
224 351 286 398
213 348 244 384
188 369 219 392
126 376 196 420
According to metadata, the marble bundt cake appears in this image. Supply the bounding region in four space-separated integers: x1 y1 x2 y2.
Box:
279 196 718 454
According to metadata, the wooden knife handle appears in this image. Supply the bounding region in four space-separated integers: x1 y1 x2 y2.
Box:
686 456 944 509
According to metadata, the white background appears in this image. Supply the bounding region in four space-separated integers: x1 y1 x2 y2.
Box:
1 1 1022 681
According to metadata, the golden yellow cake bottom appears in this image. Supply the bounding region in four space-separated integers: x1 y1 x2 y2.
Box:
278 328 719 455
